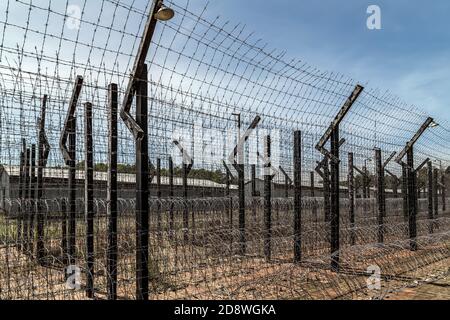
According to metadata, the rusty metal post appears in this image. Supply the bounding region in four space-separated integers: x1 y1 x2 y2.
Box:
348 152 355 246
135 65 149 300
84 102 95 298
293 131 302 263
107 83 118 300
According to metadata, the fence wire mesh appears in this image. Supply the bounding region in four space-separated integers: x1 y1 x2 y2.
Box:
0 0 449 300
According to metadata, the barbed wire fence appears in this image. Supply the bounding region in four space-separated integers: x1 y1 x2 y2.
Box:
0 0 449 300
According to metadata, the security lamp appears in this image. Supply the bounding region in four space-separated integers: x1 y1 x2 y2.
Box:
155 5 175 21
429 121 439 128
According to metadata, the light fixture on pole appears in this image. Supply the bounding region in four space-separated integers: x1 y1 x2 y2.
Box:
155 4 175 21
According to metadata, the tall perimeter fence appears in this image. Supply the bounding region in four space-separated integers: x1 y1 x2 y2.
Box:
0 0 450 300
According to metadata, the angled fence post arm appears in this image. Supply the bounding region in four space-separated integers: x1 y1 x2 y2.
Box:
382 151 397 170
315 85 363 163
60 76 83 164
120 0 162 141
414 158 430 173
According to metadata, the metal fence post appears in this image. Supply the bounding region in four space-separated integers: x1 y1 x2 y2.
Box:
407 147 417 251
348 152 355 246
310 171 317 220
156 157 162 241
293 131 302 263
68 116 77 266
169 156 174 240
107 83 118 300
37 94 50 263
29 144 36 255
84 102 95 298
375 148 384 243
441 172 446 212
60 75 83 270
237 162 246 256
362 166 368 199
61 197 68 267
135 65 149 300
263 136 272 262
330 127 340 270
23 147 30 253
402 163 408 221
18 150 24 249
433 168 438 218
182 162 189 243
427 161 433 234
323 158 330 222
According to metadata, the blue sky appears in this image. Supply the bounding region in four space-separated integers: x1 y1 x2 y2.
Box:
200 0 450 121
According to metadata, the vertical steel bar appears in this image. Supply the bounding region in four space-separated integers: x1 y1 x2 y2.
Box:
29 144 36 255
323 158 330 222
293 131 302 263
156 158 162 241
375 148 384 243
169 156 174 239
61 197 68 267
238 162 246 255
84 102 95 298
427 161 433 234
135 65 149 300
263 136 272 262
362 166 368 199
251 164 257 220
402 163 408 221
348 152 355 246
107 83 118 300
18 150 24 249
68 116 76 266
330 127 340 270
310 171 317 221
433 168 438 218
23 148 30 253
251 164 256 196
37 95 48 263
407 147 417 251
441 171 446 212
182 162 189 243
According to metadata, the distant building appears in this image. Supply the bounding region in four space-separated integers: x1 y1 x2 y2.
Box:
0 166 236 211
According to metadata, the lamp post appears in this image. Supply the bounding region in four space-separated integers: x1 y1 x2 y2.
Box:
119 0 174 301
